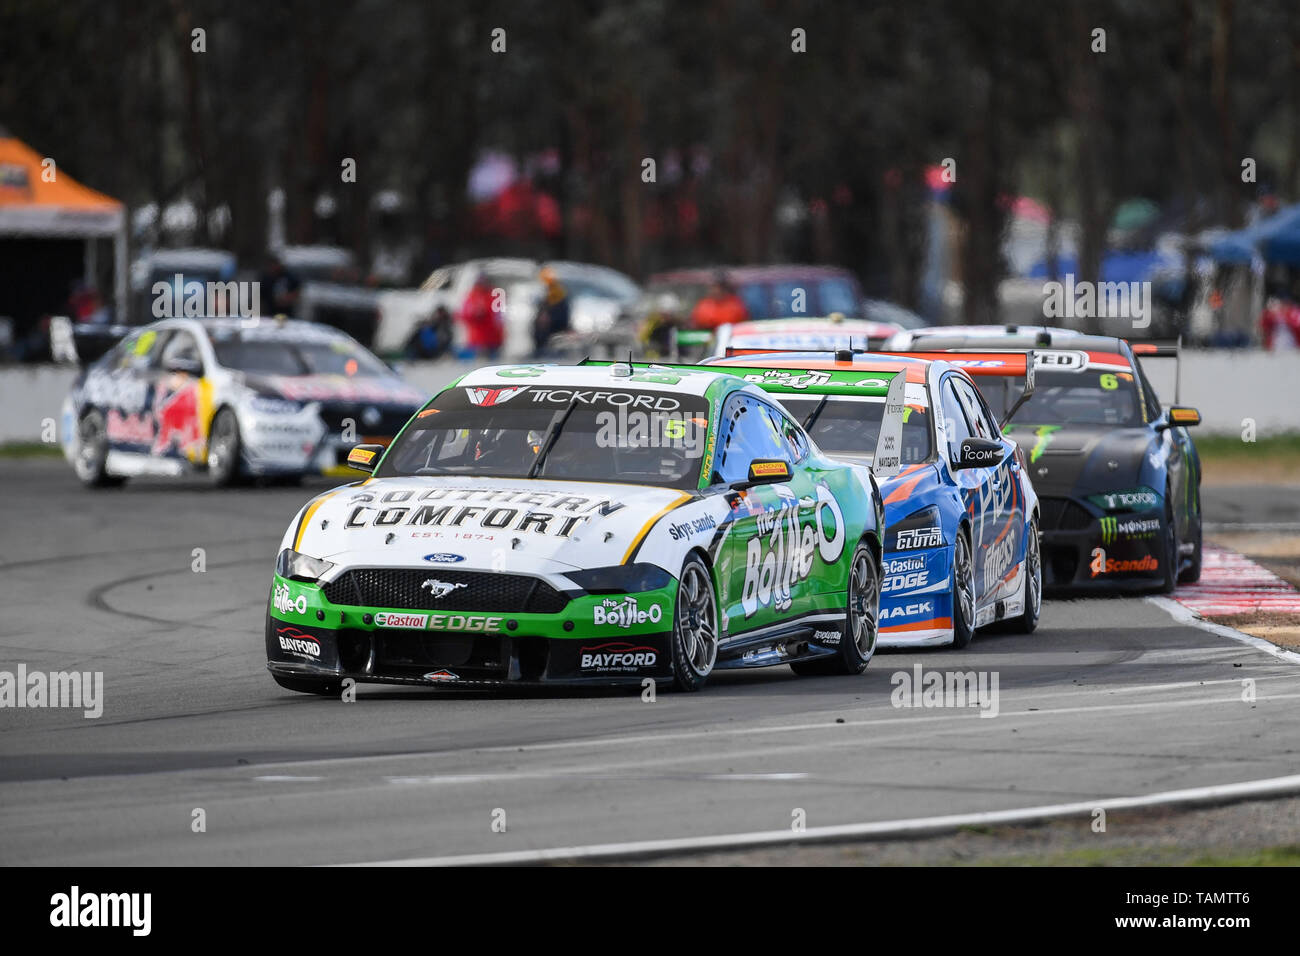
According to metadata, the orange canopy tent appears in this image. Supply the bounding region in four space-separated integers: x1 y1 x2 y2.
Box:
0 131 127 325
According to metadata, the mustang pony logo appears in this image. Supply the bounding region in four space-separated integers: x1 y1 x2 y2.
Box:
421 579 468 599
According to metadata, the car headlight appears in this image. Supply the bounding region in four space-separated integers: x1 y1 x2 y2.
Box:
276 548 335 582
885 505 945 552
1087 487 1161 512
566 563 673 594
250 396 304 414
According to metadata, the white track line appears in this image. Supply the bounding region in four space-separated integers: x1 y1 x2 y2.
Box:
1204 521 1300 533
342 772 1300 866
1147 595 1300 664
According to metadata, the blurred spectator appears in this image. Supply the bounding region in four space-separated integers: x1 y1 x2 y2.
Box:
405 304 455 360
1261 274 1300 351
459 277 504 359
259 254 302 317
68 281 109 324
638 292 688 358
690 273 748 328
532 266 571 352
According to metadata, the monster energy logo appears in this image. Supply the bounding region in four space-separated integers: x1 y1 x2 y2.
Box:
1100 516 1117 545
1099 515 1160 544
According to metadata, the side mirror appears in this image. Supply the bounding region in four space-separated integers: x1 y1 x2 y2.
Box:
165 356 203 376
954 437 1005 469
1158 406 1200 430
731 458 792 490
346 443 385 473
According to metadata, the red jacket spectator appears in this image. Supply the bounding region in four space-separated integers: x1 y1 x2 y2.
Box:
1261 296 1300 350
459 280 504 355
690 278 749 329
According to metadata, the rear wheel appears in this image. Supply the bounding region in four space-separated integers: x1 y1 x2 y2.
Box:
792 541 879 676
669 555 719 692
951 528 976 648
1007 517 1041 633
73 409 125 488
206 407 243 487
272 674 341 697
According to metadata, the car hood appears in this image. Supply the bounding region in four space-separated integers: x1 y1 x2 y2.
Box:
298 475 691 574
244 373 424 407
1007 423 1154 497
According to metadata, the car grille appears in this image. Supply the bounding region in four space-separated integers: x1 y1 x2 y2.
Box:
322 568 570 613
1038 496 1093 531
317 402 414 438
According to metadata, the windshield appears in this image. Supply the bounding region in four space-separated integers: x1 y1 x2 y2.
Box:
377 385 709 490
980 369 1142 426
779 396 933 465
212 335 391 377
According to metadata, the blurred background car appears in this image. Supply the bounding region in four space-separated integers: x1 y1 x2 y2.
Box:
373 257 641 360
61 317 424 487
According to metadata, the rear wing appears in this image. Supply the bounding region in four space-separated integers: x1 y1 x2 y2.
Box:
872 350 1036 429
668 327 894 361
669 328 713 360
1130 336 1182 404
580 358 907 478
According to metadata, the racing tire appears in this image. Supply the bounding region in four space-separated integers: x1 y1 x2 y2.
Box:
791 541 879 676
1158 488 1179 594
1178 485 1203 585
669 554 719 692
1007 517 1041 634
950 527 976 649
206 407 244 487
73 409 126 488
272 673 342 697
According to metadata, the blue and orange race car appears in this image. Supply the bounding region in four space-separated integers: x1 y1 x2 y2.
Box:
700 351 1040 648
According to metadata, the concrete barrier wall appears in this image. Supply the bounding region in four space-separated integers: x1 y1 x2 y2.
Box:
2 352 1296 444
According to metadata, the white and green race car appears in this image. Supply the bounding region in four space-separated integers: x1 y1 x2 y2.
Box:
266 362 888 693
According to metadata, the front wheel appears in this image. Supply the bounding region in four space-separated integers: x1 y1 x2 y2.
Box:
792 541 879 676
950 528 976 648
1178 484 1202 584
1007 517 1041 633
1158 490 1179 594
669 554 719 692
73 409 125 488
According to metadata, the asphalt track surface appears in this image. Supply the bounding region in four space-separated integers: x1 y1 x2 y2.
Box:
1 460 1298 865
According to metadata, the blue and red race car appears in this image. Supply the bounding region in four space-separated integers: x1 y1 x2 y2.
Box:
700 351 1041 648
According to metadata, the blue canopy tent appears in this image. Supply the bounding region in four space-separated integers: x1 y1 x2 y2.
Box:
1259 207 1300 266
1026 249 1179 284
1206 204 1300 265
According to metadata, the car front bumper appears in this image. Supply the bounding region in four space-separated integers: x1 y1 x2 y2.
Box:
265 572 678 687
1038 496 1167 592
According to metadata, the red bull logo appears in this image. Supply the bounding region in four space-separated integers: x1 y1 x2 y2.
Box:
151 381 203 457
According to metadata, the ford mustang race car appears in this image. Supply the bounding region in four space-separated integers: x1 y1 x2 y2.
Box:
61 317 424 487
693 351 1041 648
888 329 1202 592
266 362 886 693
